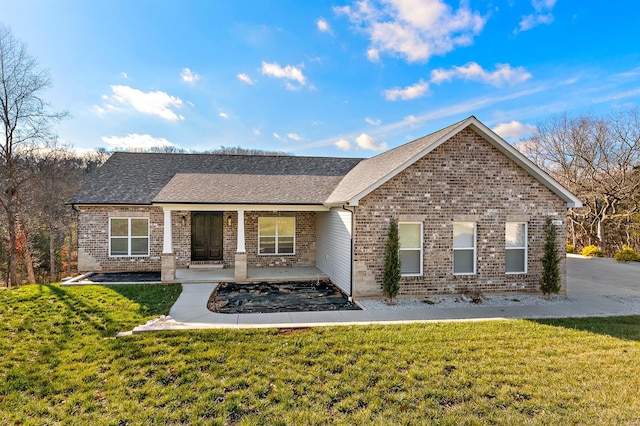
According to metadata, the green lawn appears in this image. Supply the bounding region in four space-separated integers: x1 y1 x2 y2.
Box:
1 284 640 425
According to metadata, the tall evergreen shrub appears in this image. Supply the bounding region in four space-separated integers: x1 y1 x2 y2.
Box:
540 218 561 297
383 219 401 303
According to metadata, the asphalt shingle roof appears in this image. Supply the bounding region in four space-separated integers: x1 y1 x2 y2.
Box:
153 173 344 204
326 119 465 205
69 152 363 205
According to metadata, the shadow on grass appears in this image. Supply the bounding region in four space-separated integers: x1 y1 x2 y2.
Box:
105 283 181 317
43 284 128 336
531 316 640 342
42 283 181 336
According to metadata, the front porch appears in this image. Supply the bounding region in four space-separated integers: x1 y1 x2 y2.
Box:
175 266 329 284
159 204 327 281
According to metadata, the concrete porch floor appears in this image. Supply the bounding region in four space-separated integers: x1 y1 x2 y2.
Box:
175 266 328 283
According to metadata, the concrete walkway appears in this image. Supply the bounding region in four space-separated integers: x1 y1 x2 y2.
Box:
135 256 640 332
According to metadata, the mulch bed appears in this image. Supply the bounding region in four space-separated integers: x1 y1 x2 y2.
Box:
208 281 360 314
86 272 162 283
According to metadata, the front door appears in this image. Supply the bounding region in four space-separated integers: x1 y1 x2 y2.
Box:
191 212 223 261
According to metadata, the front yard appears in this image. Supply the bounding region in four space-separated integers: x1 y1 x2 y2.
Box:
1 284 640 424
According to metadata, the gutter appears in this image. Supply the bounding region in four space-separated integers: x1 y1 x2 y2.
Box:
341 204 355 301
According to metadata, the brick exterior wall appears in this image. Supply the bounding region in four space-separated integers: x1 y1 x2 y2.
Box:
78 207 316 272
353 128 567 297
77 206 164 272
245 211 316 268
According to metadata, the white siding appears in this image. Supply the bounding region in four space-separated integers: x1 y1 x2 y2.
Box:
316 208 352 295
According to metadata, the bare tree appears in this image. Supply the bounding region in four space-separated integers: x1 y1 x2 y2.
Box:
206 146 291 156
523 110 640 253
0 24 66 286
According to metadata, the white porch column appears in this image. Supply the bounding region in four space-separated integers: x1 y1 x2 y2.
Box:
161 207 176 282
237 210 245 253
235 209 247 281
162 208 173 253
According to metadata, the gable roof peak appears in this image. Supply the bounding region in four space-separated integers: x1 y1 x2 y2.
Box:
326 116 582 208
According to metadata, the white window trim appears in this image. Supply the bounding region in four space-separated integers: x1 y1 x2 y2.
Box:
258 217 296 256
453 222 477 276
109 217 150 257
505 222 528 274
399 222 423 277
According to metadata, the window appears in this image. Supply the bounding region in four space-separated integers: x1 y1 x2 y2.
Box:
505 222 527 274
399 222 423 276
453 222 476 275
109 218 149 256
259 217 295 255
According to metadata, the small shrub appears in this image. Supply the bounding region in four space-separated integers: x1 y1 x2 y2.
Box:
566 243 575 254
581 245 604 257
614 246 640 263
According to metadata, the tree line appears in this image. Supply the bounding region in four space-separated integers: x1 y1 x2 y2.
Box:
522 109 640 255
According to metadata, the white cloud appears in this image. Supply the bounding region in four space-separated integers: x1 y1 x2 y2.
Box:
261 61 306 85
533 0 557 12
180 68 200 84
237 73 255 85
219 112 229 119
365 117 382 125
517 13 554 32
384 80 429 101
317 18 331 33
285 82 301 91
367 48 380 62
273 132 285 141
253 128 261 136
356 133 387 150
335 0 486 63
121 72 128 79
615 66 640 79
431 62 531 87
286 133 303 141
515 0 556 33
403 114 418 123
593 88 640 103
492 121 536 141
335 138 352 151
101 85 184 121
101 134 175 150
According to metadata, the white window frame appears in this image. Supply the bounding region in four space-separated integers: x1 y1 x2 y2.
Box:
453 222 477 275
505 222 528 274
399 222 423 277
258 217 296 256
109 217 150 257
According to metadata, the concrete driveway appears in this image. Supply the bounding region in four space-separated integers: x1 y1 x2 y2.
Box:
567 254 640 297
134 255 640 332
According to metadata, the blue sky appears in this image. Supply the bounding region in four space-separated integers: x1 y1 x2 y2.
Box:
4 0 640 157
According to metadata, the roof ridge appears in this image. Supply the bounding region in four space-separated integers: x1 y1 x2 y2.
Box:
111 151 365 161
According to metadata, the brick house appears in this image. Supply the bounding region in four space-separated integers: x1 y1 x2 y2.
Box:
70 116 581 298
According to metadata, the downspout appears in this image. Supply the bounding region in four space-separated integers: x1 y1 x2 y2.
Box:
341 204 355 302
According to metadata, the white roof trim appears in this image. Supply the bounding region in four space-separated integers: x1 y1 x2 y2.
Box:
346 116 582 208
